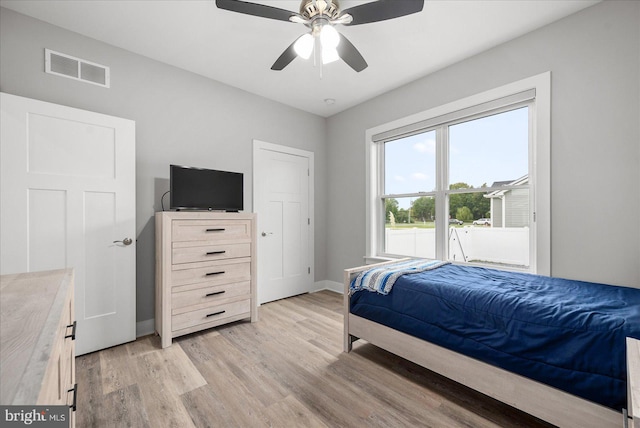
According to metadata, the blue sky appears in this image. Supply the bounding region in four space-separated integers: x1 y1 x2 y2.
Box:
385 107 528 207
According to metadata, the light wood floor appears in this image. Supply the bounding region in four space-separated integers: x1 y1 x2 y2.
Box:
76 291 554 427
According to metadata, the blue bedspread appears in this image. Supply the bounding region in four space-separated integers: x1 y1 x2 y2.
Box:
350 263 640 410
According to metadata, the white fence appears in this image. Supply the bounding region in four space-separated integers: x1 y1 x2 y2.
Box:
385 226 529 267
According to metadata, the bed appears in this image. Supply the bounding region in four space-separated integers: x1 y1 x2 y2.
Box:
343 259 640 428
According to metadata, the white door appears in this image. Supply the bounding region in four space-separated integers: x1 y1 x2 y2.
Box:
253 141 313 304
0 92 136 355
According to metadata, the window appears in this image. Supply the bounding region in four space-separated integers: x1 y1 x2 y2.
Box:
366 73 550 274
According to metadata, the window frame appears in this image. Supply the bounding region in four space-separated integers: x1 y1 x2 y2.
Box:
365 72 550 275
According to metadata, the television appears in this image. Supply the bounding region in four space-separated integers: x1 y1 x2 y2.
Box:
170 164 243 212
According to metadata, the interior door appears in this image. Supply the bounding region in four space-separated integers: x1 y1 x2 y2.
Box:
0 92 136 355
254 141 313 304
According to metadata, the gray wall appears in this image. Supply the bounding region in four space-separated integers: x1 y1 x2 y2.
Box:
326 0 640 288
1 0 639 334
0 7 328 325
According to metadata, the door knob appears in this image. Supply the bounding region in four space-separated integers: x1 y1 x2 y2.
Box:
113 237 133 245
261 232 273 237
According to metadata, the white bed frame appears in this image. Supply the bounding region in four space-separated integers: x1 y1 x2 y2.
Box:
343 260 623 428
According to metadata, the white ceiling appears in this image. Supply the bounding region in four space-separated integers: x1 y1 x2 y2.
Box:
1 0 598 117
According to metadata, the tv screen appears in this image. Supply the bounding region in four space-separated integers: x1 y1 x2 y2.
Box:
170 165 243 211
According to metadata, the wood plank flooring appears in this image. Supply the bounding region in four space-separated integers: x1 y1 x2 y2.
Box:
76 291 554 427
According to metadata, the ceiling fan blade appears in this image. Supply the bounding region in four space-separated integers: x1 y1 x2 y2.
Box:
337 33 368 72
271 39 298 71
216 0 298 22
341 0 424 26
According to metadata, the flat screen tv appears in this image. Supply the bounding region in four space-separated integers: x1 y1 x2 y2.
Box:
170 164 243 212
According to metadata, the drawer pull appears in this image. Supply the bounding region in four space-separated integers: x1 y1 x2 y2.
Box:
206 228 226 232
206 310 226 318
65 321 77 340
206 250 226 256
205 271 225 276
68 383 78 412
206 290 226 297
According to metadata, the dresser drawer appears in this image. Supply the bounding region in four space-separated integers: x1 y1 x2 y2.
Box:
172 242 250 265
38 281 75 406
171 298 250 332
171 260 251 288
172 220 251 243
39 324 65 404
172 281 250 310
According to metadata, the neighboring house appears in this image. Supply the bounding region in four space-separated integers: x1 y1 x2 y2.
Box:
485 175 529 228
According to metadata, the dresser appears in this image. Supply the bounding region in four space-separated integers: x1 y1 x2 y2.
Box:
0 269 77 426
155 211 257 348
628 337 640 428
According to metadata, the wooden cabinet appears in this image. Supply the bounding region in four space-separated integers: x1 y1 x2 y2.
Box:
629 337 640 428
155 212 257 348
0 269 77 426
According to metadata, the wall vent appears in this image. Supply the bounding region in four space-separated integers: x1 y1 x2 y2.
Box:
45 49 110 88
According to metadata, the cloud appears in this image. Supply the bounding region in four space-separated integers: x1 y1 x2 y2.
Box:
394 175 405 182
412 172 428 180
413 139 436 154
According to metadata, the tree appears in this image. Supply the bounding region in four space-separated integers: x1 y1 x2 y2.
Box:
385 198 399 224
449 182 471 190
396 208 409 224
449 182 471 221
449 182 490 220
411 197 435 222
456 206 473 222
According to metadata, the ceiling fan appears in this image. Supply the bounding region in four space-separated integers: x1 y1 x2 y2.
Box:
216 0 425 72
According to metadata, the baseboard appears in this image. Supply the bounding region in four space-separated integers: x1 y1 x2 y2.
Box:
136 319 155 338
312 280 343 294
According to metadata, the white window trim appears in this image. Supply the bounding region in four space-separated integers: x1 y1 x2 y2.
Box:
365 72 551 275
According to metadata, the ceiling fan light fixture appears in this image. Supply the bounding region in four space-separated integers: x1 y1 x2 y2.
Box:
332 13 352 25
322 47 339 64
320 25 340 49
289 15 309 24
217 0 425 72
294 33 314 59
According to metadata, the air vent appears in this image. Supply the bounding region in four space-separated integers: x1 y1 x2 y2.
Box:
45 49 110 88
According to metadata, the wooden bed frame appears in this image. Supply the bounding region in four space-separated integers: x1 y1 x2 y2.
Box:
343 260 623 428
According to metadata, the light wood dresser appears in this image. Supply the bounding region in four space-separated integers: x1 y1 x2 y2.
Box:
0 269 77 426
155 211 257 348
628 337 640 428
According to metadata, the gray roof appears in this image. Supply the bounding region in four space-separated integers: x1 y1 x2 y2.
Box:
490 180 515 187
